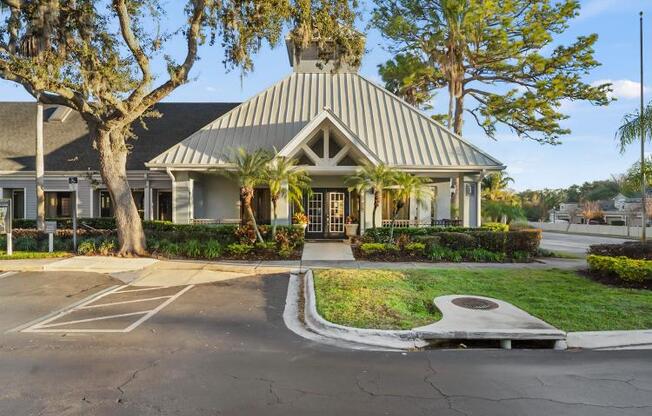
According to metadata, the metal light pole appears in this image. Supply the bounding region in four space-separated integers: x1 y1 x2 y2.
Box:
641 11 647 242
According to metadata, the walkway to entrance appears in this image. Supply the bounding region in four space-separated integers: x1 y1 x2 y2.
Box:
301 241 355 261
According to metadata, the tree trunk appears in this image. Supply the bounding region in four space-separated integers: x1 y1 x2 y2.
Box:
96 129 146 256
241 187 264 243
453 92 464 136
35 100 45 231
447 83 454 130
373 189 382 229
271 196 278 239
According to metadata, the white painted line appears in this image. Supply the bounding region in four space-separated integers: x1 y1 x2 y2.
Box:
112 286 169 294
27 328 131 333
78 295 173 309
0 271 16 279
123 285 195 332
33 311 149 329
22 285 127 330
6 285 120 333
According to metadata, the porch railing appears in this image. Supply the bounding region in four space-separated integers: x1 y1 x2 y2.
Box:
381 219 462 228
191 218 241 225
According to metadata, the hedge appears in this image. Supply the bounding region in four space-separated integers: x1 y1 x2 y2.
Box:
589 242 652 260
587 255 652 283
363 227 541 257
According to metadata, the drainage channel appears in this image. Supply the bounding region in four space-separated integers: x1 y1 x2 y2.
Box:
20 284 194 333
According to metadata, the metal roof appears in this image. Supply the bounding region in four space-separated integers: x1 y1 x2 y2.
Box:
147 73 504 170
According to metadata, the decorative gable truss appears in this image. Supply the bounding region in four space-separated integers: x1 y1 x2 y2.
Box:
278 109 381 169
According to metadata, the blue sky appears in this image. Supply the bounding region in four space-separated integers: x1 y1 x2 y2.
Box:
0 0 650 191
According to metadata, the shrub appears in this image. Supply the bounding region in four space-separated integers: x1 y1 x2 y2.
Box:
508 220 534 231
589 242 652 260
588 255 652 283
226 243 253 256
97 238 117 255
14 236 39 251
462 248 505 263
158 241 180 257
429 246 461 262
505 229 541 256
180 239 202 258
412 235 441 252
360 243 387 255
362 226 471 243
203 240 222 260
77 239 97 255
279 247 294 259
472 231 507 253
510 251 531 262
481 222 509 232
437 232 476 250
54 238 73 252
611 220 626 226
403 242 425 256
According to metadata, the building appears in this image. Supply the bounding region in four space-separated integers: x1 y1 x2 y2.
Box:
0 38 504 239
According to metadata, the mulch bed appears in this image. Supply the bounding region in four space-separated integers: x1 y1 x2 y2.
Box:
580 269 651 290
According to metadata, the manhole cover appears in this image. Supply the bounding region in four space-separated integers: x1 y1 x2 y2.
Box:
451 297 499 310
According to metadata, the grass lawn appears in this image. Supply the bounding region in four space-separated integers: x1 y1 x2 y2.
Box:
0 251 71 260
313 268 652 332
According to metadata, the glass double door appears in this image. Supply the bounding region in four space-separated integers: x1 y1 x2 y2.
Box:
305 188 349 239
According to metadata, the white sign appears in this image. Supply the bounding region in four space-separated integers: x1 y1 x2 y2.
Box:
0 199 10 235
44 221 57 234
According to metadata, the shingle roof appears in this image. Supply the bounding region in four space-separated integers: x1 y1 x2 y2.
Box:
147 73 504 170
0 102 238 172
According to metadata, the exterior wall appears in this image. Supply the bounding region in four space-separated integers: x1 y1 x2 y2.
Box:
0 171 171 221
190 174 240 221
431 179 451 221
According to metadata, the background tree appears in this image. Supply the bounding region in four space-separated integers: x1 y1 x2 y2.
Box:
265 155 311 239
345 163 396 228
225 148 273 244
482 171 514 201
387 172 431 240
378 53 441 110
0 0 362 255
580 200 604 223
371 0 610 142
622 156 652 196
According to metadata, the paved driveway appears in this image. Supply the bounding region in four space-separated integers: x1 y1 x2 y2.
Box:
1 271 651 415
540 231 630 256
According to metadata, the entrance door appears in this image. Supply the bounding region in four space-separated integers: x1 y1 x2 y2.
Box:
304 189 348 239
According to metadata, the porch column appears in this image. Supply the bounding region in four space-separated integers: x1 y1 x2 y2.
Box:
170 171 193 224
144 174 152 221
458 173 468 227
275 181 290 226
475 177 482 228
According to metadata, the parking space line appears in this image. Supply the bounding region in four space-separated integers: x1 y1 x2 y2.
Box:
34 311 149 329
113 286 170 294
18 284 195 334
0 271 16 280
124 285 195 332
78 295 173 309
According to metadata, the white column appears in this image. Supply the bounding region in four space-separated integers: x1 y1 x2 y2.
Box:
275 181 290 225
458 173 468 227
144 175 152 221
170 171 193 224
475 178 482 228
35 101 45 230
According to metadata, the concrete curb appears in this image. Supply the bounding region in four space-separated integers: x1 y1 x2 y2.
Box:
303 270 426 350
567 330 652 350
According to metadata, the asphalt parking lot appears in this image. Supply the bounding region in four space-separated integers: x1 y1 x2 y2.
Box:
1 270 651 416
540 231 630 256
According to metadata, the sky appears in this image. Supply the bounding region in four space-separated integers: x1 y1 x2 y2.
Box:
0 0 650 191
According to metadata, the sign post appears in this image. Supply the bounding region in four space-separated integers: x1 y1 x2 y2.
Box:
0 199 12 256
44 221 57 253
69 177 78 251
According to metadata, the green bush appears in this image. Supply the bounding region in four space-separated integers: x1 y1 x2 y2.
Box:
77 239 97 255
508 220 534 231
412 235 441 252
226 243 253 256
14 236 39 251
589 242 652 260
158 240 180 257
437 232 476 250
360 243 387 255
180 239 202 258
429 246 461 262
54 238 73 252
471 231 507 253
461 248 505 263
481 222 509 232
403 242 425 256
588 255 652 283
203 240 222 260
505 229 541 256
362 226 471 243
97 238 117 255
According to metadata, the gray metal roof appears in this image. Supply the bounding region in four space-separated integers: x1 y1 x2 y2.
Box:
147 73 503 170
0 102 238 172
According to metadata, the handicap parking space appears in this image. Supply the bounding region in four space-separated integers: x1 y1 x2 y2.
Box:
19 284 194 333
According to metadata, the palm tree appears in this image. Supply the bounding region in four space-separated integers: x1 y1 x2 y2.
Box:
264 155 311 239
388 172 432 240
224 148 272 244
345 163 397 228
482 171 515 201
615 103 652 153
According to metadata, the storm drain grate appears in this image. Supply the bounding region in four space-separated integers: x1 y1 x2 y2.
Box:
451 297 499 310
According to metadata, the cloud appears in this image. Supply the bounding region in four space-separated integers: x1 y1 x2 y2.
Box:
592 79 649 100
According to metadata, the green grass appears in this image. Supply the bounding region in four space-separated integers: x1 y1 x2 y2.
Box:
313 268 652 332
0 251 71 260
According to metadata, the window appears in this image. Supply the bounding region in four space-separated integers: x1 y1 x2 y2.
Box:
244 188 271 225
45 192 73 218
99 189 145 219
382 190 410 220
157 191 172 221
9 189 24 219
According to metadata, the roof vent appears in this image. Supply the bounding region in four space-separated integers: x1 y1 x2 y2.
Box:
48 106 72 122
